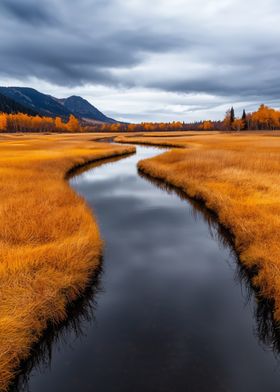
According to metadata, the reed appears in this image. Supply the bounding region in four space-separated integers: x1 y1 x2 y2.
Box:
119 131 280 322
0 133 134 391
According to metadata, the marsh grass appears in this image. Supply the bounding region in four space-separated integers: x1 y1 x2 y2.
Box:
118 131 280 323
139 168 280 354
0 133 134 391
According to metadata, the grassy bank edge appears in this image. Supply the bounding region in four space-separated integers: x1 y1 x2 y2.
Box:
117 134 280 325
1 137 135 392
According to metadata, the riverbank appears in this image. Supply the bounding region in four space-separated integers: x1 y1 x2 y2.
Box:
19 143 280 392
0 133 135 391
117 131 280 322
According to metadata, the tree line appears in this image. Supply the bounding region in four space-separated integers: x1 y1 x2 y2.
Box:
84 105 280 132
0 113 81 132
0 104 280 133
84 121 187 133
219 105 279 131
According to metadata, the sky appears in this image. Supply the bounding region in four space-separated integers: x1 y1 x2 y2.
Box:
0 0 280 123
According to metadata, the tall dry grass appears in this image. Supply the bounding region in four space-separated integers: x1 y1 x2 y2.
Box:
119 131 280 322
0 133 134 391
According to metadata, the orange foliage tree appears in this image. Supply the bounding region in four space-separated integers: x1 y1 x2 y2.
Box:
2 104 280 134
251 104 280 130
87 121 187 133
55 116 67 132
232 119 244 131
199 120 213 130
66 115 80 132
0 113 81 133
222 105 280 131
0 114 7 131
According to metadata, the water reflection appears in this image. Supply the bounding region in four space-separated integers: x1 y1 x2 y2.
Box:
10 266 103 392
138 168 280 360
66 151 135 180
9 145 280 391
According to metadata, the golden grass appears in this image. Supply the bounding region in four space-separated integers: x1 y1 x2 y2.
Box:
0 133 134 391
118 131 280 321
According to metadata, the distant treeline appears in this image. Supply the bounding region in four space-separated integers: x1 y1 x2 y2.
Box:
221 104 280 131
85 104 280 132
0 113 81 132
0 104 280 133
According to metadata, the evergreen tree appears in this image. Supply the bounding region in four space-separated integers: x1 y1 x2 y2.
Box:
230 107 235 124
242 109 248 130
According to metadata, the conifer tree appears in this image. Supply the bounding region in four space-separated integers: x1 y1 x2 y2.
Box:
230 107 235 124
242 109 248 130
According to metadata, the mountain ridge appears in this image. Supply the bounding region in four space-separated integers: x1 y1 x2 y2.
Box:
0 92 38 115
0 87 116 123
59 95 116 123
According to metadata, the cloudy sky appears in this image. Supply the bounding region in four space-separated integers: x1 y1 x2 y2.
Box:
0 0 279 122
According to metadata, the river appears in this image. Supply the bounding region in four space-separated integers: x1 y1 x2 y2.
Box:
14 145 280 392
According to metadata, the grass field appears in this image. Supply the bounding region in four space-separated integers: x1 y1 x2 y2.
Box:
117 131 280 323
0 133 134 391
3 130 280 390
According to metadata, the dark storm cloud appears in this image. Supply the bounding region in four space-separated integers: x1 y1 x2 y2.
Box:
0 0 188 87
0 0 280 107
0 0 57 26
151 76 278 99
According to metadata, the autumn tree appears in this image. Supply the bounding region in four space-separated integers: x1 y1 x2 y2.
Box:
232 119 244 131
223 107 236 130
55 117 66 132
223 110 232 130
66 115 80 132
250 105 280 130
199 120 213 130
0 114 7 131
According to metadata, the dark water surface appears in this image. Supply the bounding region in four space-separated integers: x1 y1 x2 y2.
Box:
19 146 280 391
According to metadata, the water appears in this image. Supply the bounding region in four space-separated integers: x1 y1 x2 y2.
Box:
15 145 280 391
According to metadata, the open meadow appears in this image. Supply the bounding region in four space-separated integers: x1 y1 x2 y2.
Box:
0 133 134 391
2 0 280 389
2 130 280 390
117 131 280 321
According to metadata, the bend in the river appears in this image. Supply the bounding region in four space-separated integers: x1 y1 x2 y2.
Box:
12 145 280 392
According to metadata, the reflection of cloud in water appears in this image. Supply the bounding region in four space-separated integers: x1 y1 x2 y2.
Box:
138 167 280 360
11 266 103 392
11 145 280 392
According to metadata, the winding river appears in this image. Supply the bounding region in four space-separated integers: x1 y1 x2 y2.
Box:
14 145 280 391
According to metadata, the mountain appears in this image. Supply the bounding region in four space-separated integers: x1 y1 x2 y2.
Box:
0 87 72 118
59 95 116 123
0 92 38 115
0 87 116 123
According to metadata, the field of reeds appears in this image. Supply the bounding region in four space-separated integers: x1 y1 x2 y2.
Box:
0 133 134 391
117 131 280 322
3 129 280 390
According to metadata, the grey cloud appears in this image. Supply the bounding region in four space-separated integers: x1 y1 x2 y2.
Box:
150 72 280 100
0 0 186 86
0 0 279 118
0 0 57 26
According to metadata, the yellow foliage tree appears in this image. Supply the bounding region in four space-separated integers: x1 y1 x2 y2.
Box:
199 120 213 130
55 117 66 132
66 115 80 132
232 119 244 131
0 114 7 131
251 104 280 130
